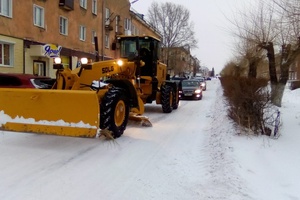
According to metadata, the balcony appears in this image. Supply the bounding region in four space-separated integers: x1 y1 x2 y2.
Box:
124 30 132 36
59 0 74 11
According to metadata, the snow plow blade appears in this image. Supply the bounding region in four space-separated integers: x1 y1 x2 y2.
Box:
0 88 99 138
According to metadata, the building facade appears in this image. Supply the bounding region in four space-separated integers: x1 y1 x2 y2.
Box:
289 54 300 80
161 46 199 77
288 54 300 89
0 0 160 78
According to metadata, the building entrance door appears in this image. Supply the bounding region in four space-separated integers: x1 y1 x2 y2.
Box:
33 61 46 76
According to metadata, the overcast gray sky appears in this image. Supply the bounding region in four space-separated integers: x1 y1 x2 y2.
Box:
131 0 241 73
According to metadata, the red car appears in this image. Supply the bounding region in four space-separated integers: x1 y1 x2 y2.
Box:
0 73 54 89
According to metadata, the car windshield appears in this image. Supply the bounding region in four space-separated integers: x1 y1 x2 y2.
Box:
31 78 54 89
182 81 200 87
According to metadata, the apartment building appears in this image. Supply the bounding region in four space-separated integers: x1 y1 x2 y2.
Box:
290 55 300 80
288 54 300 89
0 0 160 78
160 46 199 77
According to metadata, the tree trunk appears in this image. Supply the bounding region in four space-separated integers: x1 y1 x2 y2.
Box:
279 44 290 85
266 42 278 84
264 42 283 106
248 57 260 78
271 44 298 107
270 82 285 107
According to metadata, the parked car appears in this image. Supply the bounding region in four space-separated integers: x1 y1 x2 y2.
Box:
0 73 54 89
179 79 203 100
192 76 206 91
171 76 188 83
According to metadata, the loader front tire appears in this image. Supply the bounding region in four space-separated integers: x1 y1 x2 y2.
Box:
172 86 179 109
161 85 173 113
100 87 129 138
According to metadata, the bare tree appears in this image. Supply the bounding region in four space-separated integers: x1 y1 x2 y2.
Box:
270 0 300 105
147 2 197 72
229 0 300 106
233 37 265 78
147 2 197 48
273 0 300 18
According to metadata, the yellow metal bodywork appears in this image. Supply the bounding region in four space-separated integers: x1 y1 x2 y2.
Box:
114 99 127 127
0 88 99 137
0 36 169 138
72 60 136 91
155 61 167 93
130 96 145 115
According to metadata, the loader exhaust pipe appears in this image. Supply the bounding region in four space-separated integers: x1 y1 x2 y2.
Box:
135 36 141 89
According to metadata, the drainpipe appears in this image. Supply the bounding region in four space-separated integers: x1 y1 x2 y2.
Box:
102 0 106 61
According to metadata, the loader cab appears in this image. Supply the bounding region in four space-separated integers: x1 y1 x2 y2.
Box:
115 36 161 77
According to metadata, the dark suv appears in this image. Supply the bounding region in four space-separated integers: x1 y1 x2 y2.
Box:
0 73 54 89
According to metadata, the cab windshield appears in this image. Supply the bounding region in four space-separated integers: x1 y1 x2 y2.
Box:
119 37 155 58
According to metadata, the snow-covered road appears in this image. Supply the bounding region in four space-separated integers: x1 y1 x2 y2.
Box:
0 79 248 200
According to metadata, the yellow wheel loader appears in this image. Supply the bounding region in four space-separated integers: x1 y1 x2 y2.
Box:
0 35 179 138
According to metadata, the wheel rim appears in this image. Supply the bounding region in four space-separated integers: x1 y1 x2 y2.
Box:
114 100 126 127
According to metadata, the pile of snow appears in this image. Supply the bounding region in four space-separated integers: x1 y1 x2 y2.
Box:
228 88 300 199
0 110 96 128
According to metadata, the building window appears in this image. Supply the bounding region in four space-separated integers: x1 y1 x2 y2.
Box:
132 25 136 35
92 30 96 44
0 0 12 17
59 16 68 35
105 34 109 48
124 18 131 30
0 42 13 66
79 25 86 41
136 29 140 35
92 0 97 15
105 8 110 25
131 25 139 35
80 0 87 9
33 4 44 28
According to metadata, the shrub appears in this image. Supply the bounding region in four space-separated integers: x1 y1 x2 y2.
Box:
220 76 272 135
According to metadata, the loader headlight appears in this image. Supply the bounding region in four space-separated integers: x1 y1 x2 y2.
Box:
54 57 62 64
80 57 92 70
117 59 124 66
53 57 64 69
81 57 88 65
